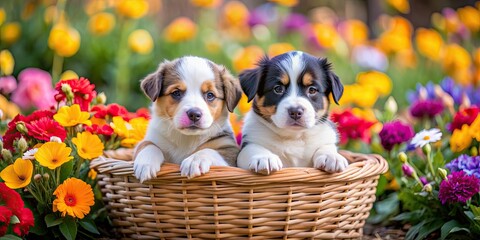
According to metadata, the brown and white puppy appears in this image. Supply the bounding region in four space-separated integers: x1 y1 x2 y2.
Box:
134 56 242 182
237 51 348 174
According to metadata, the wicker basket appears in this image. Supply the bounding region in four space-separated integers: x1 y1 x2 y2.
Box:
90 149 388 239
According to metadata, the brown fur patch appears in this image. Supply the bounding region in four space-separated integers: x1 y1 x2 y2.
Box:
155 95 178 119
201 80 225 121
254 96 276 118
280 72 289 85
164 82 187 94
316 96 328 117
302 72 314 86
196 131 239 166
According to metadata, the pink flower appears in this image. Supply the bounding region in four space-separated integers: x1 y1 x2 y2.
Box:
0 76 17 94
11 68 56 110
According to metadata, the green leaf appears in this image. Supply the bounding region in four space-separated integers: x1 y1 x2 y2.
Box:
433 151 445 169
0 234 23 240
440 220 470 240
79 218 100 235
60 160 74 182
405 220 425 240
375 192 399 215
391 210 423 222
375 174 388 196
415 219 444 240
471 205 480 218
45 213 63 227
59 217 77 240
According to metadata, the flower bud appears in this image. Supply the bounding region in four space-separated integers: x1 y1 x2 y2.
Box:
16 137 28 152
0 140 4 151
43 173 50 180
34 174 42 181
1 149 12 161
402 164 414 177
384 96 398 114
61 83 74 101
471 146 478 156
96 92 107 105
420 176 428 186
16 122 28 134
419 87 428 100
49 136 62 143
423 183 432 192
422 143 431 156
398 152 408 163
438 168 448 180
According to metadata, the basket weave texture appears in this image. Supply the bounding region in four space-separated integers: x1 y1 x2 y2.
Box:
90 149 388 239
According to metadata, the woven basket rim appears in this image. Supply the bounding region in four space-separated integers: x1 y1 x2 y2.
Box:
90 149 388 185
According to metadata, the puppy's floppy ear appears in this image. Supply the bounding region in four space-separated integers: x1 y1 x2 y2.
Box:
218 65 242 112
239 56 269 102
319 58 344 104
140 60 171 101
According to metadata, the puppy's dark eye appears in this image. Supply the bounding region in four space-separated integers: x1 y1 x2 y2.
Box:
171 89 183 100
308 86 318 95
206 91 216 101
273 85 285 94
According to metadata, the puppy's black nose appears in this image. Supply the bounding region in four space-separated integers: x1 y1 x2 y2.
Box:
288 107 304 120
187 108 202 122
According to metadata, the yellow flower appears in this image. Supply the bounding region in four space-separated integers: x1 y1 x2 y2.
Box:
54 104 92 127
164 17 197 43
356 71 392 96
116 0 149 19
35 142 73 170
48 24 81 57
0 49 14 75
457 6 480 33
229 113 242 137
72 132 104 160
53 178 94 219
470 115 480 141
339 84 378 108
0 22 21 44
222 1 249 27
340 20 368 46
387 0 410 14
88 169 97 180
91 116 107 126
120 117 148 148
450 125 472 153
60 70 79 81
0 8 5 26
110 116 129 138
0 95 20 120
394 49 417 68
237 94 251 114
311 23 339 49
0 158 33 189
128 29 154 54
190 0 222 8
88 12 115 36
415 28 443 61
268 43 295 58
442 44 471 75
474 48 480 68
268 0 298 7
232 45 264 73
377 17 412 54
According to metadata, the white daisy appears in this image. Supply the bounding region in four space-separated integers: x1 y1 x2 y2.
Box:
23 148 38 160
410 128 442 148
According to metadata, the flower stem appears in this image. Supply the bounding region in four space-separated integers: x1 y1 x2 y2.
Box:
52 53 64 84
427 150 435 178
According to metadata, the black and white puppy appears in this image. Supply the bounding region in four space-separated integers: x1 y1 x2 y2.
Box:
237 51 348 174
134 56 242 182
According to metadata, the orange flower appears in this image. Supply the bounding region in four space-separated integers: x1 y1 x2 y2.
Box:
268 43 295 58
415 28 443 61
48 24 81 57
339 20 368 46
190 0 222 8
0 22 21 44
387 0 410 14
442 44 471 76
222 1 249 27
88 12 115 36
268 0 298 7
232 45 264 73
164 17 197 43
128 29 154 54
116 0 149 19
310 23 339 49
53 178 94 219
457 6 480 33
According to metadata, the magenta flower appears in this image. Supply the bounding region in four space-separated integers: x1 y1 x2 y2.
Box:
282 13 308 33
0 76 17 94
379 120 414 151
410 99 444 118
438 171 480 205
420 176 428 186
11 68 56 110
402 164 414 177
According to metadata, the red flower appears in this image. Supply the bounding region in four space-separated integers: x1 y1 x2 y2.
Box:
0 225 7 236
3 110 55 150
449 106 479 132
12 208 34 236
107 103 129 118
91 105 108 118
0 206 12 225
330 110 375 145
26 117 67 142
134 108 150 120
55 77 97 111
85 124 114 136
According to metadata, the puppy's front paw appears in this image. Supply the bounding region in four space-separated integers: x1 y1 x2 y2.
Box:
313 152 348 173
249 153 283 175
133 146 164 183
180 152 213 179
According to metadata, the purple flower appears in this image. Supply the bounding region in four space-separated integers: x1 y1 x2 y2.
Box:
438 171 480 205
420 176 428 186
0 76 17 94
248 4 277 27
352 45 388 71
282 13 308 32
446 155 480 179
379 120 414 151
410 99 444 118
402 164 414 177
407 82 436 103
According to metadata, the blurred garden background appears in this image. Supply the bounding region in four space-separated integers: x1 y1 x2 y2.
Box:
2 0 480 239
